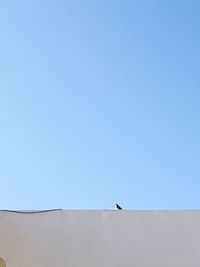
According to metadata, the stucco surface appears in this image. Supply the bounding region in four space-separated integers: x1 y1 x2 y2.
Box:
0 210 200 267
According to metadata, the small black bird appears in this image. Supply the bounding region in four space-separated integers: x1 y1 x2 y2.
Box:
115 203 122 210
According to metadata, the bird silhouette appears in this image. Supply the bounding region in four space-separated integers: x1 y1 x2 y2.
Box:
115 203 122 210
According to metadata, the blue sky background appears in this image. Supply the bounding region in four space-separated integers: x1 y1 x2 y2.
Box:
0 1 200 209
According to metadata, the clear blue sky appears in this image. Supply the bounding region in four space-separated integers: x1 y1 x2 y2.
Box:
0 1 200 210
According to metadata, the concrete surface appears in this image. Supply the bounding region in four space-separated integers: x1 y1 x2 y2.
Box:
0 210 200 267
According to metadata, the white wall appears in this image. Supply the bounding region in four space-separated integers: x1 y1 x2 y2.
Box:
0 210 200 267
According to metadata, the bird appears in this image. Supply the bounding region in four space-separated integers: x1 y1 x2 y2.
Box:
115 203 122 210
